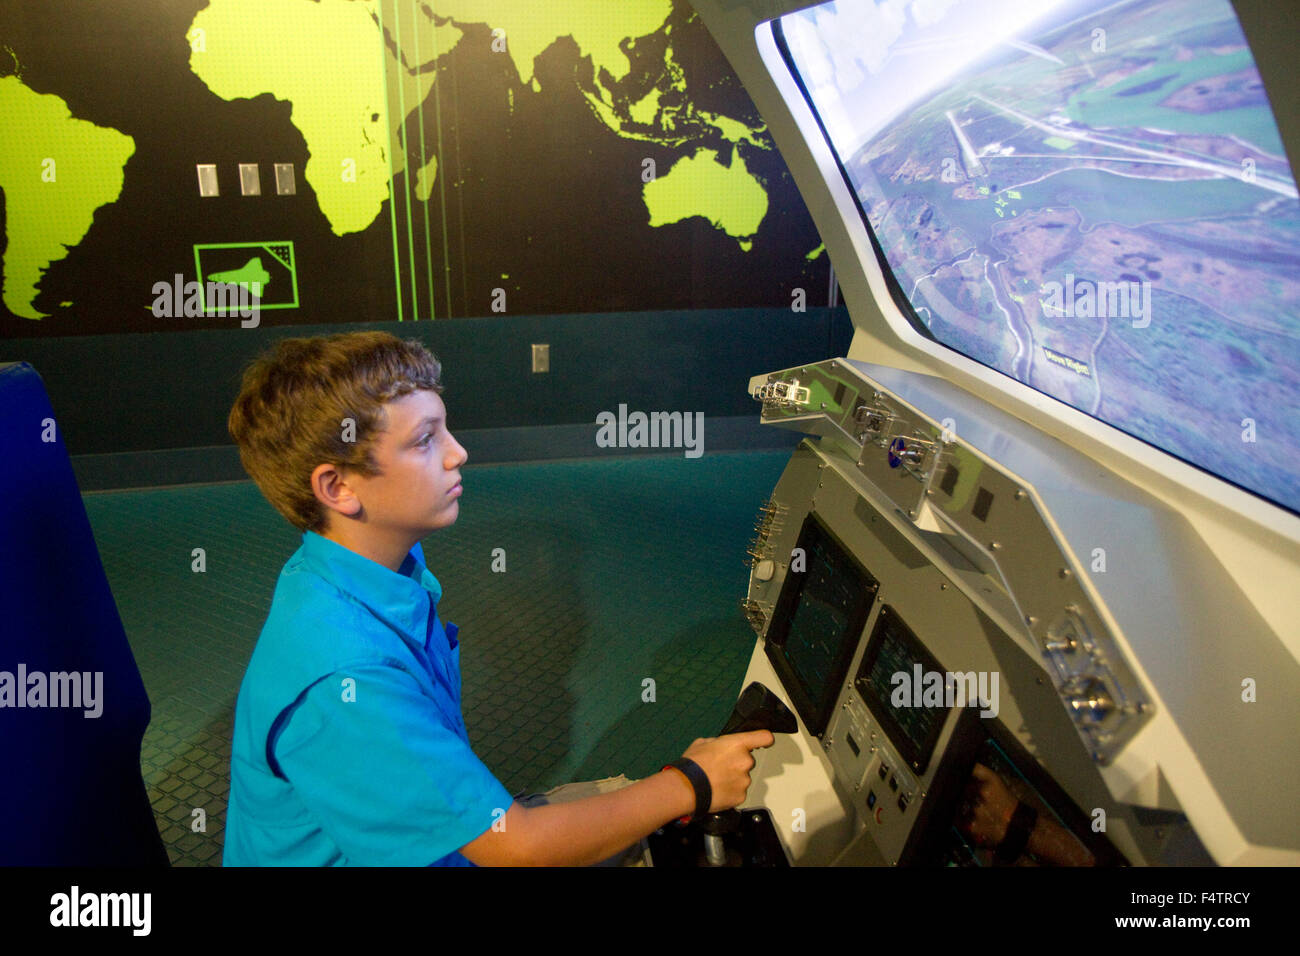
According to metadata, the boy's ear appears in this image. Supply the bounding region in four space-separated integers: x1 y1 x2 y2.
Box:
311 463 363 520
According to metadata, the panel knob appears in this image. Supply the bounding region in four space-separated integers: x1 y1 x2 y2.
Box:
1063 676 1115 724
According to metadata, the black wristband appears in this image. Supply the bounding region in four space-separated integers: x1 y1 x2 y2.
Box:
666 758 712 822
995 800 1038 863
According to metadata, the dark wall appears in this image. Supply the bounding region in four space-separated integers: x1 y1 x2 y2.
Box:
0 2 829 335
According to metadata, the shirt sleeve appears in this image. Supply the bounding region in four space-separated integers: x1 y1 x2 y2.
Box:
272 662 513 866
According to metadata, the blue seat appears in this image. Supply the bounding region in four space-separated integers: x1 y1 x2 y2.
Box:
0 361 167 865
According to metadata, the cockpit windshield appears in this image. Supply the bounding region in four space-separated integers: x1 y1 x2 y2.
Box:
776 0 1300 514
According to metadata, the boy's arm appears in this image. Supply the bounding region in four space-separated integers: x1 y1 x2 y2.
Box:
460 730 774 866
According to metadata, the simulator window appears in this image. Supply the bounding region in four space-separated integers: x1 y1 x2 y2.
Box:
774 0 1300 516
765 513 879 736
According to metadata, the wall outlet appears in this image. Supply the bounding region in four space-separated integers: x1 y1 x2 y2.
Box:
532 344 550 373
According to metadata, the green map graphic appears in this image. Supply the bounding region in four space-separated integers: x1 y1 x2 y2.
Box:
188 0 392 237
0 0 821 332
407 0 772 247
188 0 772 247
0 74 135 319
645 148 769 251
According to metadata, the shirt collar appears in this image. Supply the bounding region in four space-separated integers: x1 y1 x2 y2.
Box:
299 530 442 640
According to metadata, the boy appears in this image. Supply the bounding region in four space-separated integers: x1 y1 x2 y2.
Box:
223 331 772 866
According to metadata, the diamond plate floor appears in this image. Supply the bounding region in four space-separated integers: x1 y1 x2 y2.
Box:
82 449 793 866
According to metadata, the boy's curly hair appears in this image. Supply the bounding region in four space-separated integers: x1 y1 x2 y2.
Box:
228 332 444 532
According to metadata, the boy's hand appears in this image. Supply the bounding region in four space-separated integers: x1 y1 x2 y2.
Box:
461 730 777 865
681 730 775 813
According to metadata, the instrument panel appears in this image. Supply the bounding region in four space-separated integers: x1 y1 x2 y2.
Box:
750 357 1151 766
736 358 1246 866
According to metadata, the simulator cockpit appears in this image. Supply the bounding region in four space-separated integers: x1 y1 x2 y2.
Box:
659 0 1300 867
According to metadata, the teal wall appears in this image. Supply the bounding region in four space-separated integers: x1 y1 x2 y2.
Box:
2 306 852 487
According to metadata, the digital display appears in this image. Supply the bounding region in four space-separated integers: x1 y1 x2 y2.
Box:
776 0 1300 516
765 513 878 736
855 605 949 773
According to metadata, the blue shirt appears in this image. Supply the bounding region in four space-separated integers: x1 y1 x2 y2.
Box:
223 530 513 866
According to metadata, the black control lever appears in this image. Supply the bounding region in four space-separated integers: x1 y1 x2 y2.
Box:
718 681 798 736
701 682 796 866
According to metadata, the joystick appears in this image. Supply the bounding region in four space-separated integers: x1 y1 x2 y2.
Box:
700 682 796 867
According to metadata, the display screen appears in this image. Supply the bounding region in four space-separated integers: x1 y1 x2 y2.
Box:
775 0 1300 516
855 605 950 773
765 513 878 736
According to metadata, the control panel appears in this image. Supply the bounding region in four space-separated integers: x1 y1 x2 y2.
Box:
730 356 1255 866
736 438 1148 865
749 357 1150 765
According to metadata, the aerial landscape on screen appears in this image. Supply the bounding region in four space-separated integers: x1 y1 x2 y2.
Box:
785 0 1300 513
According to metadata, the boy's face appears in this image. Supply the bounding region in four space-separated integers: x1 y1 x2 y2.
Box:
334 389 467 540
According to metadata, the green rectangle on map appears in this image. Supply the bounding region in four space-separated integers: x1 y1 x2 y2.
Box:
193 241 299 312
